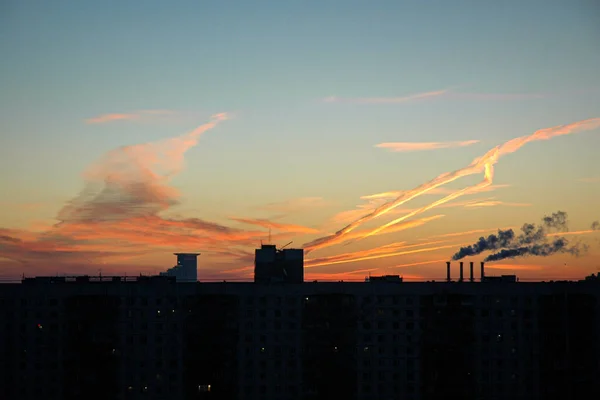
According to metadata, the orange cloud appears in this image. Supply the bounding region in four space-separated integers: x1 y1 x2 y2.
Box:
229 217 320 234
305 240 458 269
548 230 600 237
322 89 449 104
0 114 278 274
420 227 517 241
463 200 531 208
361 184 510 201
578 177 600 183
375 140 480 153
305 268 379 281
254 197 330 213
484 264 544 271
304 118 600 250
310 215 445 252
390 259 447 269
329 185 510 225
85 109 176 124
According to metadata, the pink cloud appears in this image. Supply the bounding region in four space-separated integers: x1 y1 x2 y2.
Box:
323 89 448 104
376 140 480 153
85 109 176 124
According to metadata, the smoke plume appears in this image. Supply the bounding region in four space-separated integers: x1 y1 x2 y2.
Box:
451 211 588 262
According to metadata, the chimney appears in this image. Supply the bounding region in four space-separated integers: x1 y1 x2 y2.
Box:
446 261 451 282
469 261 474 282
459 262 464 282
480 261 485 281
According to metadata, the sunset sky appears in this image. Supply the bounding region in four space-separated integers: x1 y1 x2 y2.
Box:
1 1 599 281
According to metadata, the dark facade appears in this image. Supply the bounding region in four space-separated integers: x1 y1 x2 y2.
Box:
420 292 475 400
302 294 357 399
64 294 120 400
183 294 239 400
1 276 600 400
539 290 599 400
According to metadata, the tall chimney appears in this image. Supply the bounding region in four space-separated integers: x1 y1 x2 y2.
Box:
469 261 474 282
480 261 485 281
446 261 451 282
459 262 464 282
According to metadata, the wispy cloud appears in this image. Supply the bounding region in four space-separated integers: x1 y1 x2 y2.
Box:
330 187 510 225
484 264 544 271
450 92 545 101
85 109 176 124
463 200 531 208
305 240 460 268
375 140 480 153
578 177 600 183
361 184 510 201
229 217 320 234
322 89 544 105
313 215 445 252
0 113 281 274
255 197 331 213
322 89 448 105
305 118 600 251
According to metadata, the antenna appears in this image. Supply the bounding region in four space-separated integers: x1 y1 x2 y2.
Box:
268 228 272 244
279 241 293 251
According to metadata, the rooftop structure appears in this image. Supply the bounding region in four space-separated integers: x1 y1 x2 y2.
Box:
159 253 199 282
254 243 304 283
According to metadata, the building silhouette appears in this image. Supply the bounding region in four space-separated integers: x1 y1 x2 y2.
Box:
159 253 199 282
1 257 599 400
254 244 303 284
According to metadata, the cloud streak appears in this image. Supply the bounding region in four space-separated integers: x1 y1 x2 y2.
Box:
375 140 480 153
303 118 600 252
578 177 600 183
323 89 448 104
254 197 330 213
305 240 460 269
85 109 176 124
322 89 544 105
229 217 319 234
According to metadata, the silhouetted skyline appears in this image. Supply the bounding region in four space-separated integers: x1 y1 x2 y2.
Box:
1 1 600 281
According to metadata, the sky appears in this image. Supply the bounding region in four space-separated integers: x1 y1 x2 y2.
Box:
1 0 599 281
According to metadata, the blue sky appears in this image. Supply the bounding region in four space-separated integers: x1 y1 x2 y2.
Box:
1 0 599 280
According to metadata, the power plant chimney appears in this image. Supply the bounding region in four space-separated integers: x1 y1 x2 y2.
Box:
469 261 474 282
480 261 485 281
446 261 451 282
459 262 464 282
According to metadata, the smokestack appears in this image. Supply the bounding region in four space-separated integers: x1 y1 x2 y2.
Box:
446 261 451 282
469 261 474 282
459 262 464 282
480 261 485 281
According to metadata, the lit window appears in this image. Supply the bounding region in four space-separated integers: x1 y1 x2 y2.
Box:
198 384 211 392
